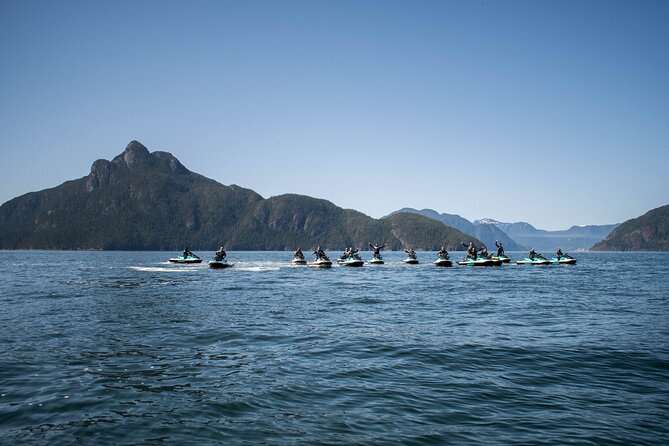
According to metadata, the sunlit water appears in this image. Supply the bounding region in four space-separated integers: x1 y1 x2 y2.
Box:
1 251 668 445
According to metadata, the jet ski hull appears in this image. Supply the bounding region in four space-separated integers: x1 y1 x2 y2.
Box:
291 257 307 265
516 258 551 265
457 258 494 266
209 260 232 269
308 260 332 268
341 259 364 267
369 257 384 265
169 256 202 264
434 259 453 267
404 258 419 264
492 255 511 263
551 258 577 265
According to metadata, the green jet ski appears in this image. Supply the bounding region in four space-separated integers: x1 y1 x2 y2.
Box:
492 254 511 263
341 254 364 267
516 256 551 265
169 254 202 264
550 255 577 265
457 257 494 266
368 255 384 265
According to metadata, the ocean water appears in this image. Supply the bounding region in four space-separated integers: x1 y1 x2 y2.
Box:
1 251 668 445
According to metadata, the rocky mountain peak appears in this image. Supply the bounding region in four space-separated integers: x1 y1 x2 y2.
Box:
118 140 153 169
86 159 115 192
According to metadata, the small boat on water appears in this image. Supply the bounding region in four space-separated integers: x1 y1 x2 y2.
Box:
290 256 307 265
404 256 419 264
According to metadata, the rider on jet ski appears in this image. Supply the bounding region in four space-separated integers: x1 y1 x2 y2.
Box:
214 247 226 261
369 243 386 258
462 242 477 260
314 246 326 260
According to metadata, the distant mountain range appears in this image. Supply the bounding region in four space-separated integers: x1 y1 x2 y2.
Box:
473 218 619 252
591 205 669 251
0 141 480 251
389 208 524 251
390 210 619 252
2 140 662 252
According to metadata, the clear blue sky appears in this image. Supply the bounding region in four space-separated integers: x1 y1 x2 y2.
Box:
1 0 667 230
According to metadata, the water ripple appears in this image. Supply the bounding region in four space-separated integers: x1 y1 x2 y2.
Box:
1 251 668 445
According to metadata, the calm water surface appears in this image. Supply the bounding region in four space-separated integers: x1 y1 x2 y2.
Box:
1 251 668 445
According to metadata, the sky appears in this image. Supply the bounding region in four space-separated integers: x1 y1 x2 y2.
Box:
1 0 667 230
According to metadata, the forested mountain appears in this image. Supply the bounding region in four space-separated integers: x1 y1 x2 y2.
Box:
0 141 480 251
590 205 669 251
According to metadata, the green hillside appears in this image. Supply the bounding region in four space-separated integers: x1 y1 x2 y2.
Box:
0 141 481 251
591 205 669 251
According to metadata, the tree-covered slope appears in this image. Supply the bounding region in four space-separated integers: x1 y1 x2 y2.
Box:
0 141 482 251
591 205 669 251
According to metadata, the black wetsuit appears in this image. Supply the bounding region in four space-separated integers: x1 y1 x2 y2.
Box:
369 243 385 258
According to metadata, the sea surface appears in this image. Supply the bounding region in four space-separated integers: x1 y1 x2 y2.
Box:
1 251 668 445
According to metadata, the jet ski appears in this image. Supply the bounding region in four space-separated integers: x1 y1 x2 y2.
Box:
309 255 333 268
515 256 551 265
492 254 511 263
168 254 202 264
404 256 419 264
550 255 577 265
433 257 452 267
341 255 364 267
368 255 384 265
457 257 494 266
290 256 307 265
209 258 233 269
